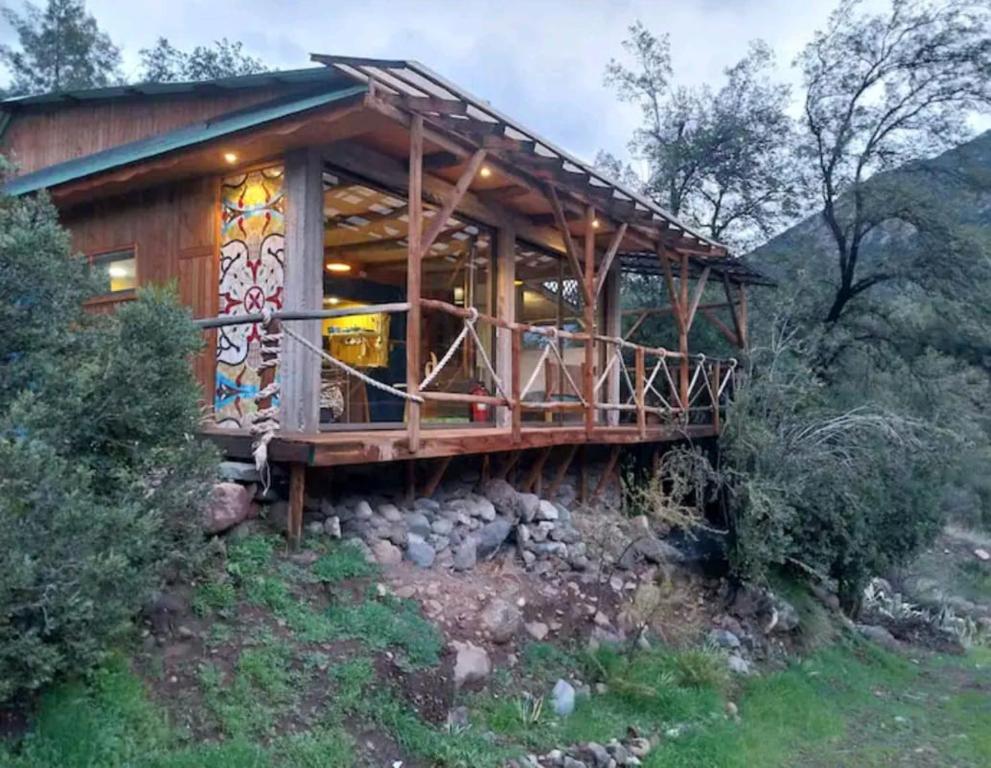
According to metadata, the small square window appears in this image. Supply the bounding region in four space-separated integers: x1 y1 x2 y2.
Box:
91 250 137 294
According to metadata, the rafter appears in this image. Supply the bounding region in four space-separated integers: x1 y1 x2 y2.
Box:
593 222 628 300
420 148 487 254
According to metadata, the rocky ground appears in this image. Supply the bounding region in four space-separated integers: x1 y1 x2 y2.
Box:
2 465 989 767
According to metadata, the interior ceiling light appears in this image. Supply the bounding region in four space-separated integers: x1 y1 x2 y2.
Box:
592 218 601 229
107 265 128 278
514 279 524 286
325 262 352 273
326 296 341 305
223 151 238 164
479 165 492 178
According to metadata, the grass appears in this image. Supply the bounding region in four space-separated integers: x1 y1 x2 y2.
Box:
4 531 989 768
324 594 443 668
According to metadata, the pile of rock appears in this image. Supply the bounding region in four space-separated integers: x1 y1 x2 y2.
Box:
513 736 654 768
280 477 590 574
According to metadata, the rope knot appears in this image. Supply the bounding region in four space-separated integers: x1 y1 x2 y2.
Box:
467 306 479 323
260 306 274 328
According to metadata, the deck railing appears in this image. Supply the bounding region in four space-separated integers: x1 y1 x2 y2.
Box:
196 302 737 444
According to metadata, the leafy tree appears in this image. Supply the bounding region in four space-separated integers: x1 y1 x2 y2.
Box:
604 23 798 248
796 0 991 325
0 190 215 702
138 37 266 83
0 0 121 95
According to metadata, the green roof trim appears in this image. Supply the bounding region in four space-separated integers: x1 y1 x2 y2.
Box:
3 82 367 196
1 66 345 108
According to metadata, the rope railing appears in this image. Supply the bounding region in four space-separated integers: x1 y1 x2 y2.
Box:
195 301 739 459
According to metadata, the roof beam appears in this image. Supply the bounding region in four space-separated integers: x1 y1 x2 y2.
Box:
420 148 487 254
593 222 628 300
546 184 590 302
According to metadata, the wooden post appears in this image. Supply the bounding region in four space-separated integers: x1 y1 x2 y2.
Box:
522 447 552 494
711 360 722 432
511 326 522 442
737 283 749 351
481 453 491 483
583 206 596 437
405 460 416 503
635 346 646 437
407 115 424 452
592 446 621 501
604 263 622 426
422 456 452 498
578 446 588 504
495 222 516 428
678 252 690 416
288 462 305 550
281 148 324 432
546 443 578 498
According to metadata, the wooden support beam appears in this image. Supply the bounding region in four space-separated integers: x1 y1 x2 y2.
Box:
406 115 424 453
288 463 305 550
711 360 722 432
721 272 745 352
421 456 452 498
496 221 516 428
583 205 597 436
593 223 628 300
495 450 521 481
592 446 622 501
659 246 684 334
678 252 690 412
604 264 622 426
546 443 579 498
623 310 650 342
405 460 416 503
578 447 588 504
700 307 740 347
685 266 711 332
511 327 522 442
737 283 749 350
635 346 646 438
481 453 491 484
521 447 552 494
547 184 589 302
281 148 324 432
421 148 487 254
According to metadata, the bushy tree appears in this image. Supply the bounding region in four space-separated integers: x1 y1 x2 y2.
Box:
796 0 991 325
0 0 122 95
604 24 798 248
0 191 215 702
138 37 266 83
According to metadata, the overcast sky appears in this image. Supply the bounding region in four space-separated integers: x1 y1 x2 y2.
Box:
5 0 985 168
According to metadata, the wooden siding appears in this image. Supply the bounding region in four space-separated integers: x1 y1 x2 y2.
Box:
1 88 287 176
62 176 220 397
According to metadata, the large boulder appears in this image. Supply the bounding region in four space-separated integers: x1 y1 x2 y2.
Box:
372 539 403 566
204 482 255 534
481 598 522 643
480 479 520 518
476 518 513 559
453 538 478 571
405 534 436 568
452 641 491 688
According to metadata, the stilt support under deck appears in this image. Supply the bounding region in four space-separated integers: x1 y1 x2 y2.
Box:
421 456 452 498
591 445 621 502
546 444 578 499
521 447 552 495
288 462 306 550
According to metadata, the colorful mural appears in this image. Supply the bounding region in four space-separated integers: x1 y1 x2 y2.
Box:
215 166 286 428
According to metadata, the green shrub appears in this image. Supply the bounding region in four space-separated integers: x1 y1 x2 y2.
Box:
311 541 378 584
0 192 216 703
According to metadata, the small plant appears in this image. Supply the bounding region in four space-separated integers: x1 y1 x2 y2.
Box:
312 541 379 584
516 692 544 728
226 534 279 582
670 645 729 691
325 596 443 667
192 580 236 617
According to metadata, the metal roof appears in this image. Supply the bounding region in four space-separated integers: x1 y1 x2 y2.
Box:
0 66 344 108
311 54 731 256
3 83 367 196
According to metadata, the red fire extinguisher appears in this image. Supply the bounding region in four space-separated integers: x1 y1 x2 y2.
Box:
469 381 490 423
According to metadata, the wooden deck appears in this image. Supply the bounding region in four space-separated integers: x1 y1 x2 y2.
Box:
204 422 717 468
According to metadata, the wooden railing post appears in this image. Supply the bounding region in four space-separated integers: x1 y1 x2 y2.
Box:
511 326 522 442
678 251 690 417
711 360 722 432
406 115 424 453
635 346 646 437
583 205 596 437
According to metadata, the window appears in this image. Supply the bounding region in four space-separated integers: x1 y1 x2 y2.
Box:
91 249 137 295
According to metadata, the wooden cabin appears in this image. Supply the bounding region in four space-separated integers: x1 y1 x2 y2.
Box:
1 56 764 537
